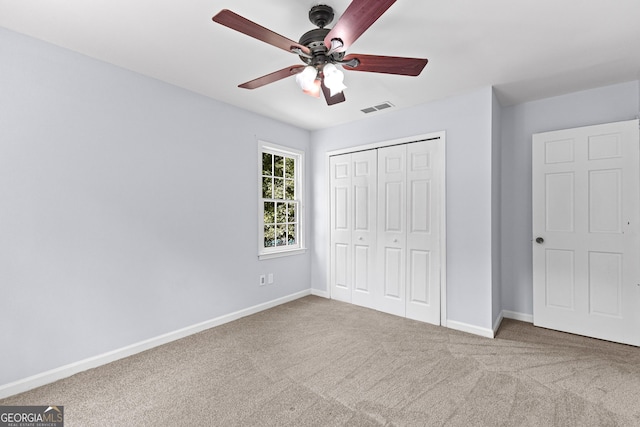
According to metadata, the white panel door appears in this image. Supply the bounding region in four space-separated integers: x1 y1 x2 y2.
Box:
377 145 407 317
351 150 378 309
330 154 352 303
406 140 442 324
532 119 640 346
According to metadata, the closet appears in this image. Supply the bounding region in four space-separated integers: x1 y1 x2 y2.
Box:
329 138 444 325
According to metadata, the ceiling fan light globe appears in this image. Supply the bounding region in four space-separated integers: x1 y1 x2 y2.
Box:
296 66 318 92
303 79 322 98
327 82 347 97
323 63 346 96
323 63 339 77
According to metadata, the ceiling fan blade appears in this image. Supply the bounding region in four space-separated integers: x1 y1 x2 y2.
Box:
342 54 428 76
324 0 397 53
321 80 346 106
213 9 311 56
238 65 305 89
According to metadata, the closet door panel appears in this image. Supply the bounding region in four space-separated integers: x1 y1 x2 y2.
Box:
385 182 403 231
330 154 352 302
377 145 407 316
409 249 430 304
383 247 403 299
353 245 370 292
351 150 377 309
406 140 442 324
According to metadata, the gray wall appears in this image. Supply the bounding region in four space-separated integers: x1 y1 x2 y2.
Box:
0 28 311 386
310 87 496 330
500 80 640 316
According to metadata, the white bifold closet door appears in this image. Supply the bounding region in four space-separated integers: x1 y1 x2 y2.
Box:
330 140 441 325
329 150 377 308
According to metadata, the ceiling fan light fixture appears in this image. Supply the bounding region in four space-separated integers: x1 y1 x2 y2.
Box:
303 79 322 98
327 38 344 55
295 65 319 92
323 63 347 96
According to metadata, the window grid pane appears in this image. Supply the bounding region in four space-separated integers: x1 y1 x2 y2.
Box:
262 177 273 199
274 155 284 177
262 153 273 176
288 224 296 245
285 157 295 179
285 178 295 199
273 178 284 199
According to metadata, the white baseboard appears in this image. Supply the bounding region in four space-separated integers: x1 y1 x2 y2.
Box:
502 310 534 323
489 310 534 339
447 320 495 339
492 311 505 337
310 288 329 298
448 310 533 340
0 289 312 400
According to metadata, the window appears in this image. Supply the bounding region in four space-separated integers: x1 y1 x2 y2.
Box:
259 141 305 259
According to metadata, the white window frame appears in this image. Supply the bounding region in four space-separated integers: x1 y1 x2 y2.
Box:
258 140 306 260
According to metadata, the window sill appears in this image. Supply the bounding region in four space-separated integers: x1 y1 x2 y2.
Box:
259 248 307 260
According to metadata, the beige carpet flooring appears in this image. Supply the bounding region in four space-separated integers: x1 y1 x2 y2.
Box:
3 296 640 426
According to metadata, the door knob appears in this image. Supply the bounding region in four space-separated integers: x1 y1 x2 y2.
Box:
535 237 544 244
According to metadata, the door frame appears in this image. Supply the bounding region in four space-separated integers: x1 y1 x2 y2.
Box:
325 131 447 326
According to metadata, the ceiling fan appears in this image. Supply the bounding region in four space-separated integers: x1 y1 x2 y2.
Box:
212 0 428 106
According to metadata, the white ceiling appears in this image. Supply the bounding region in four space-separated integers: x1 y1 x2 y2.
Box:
1 0 640 130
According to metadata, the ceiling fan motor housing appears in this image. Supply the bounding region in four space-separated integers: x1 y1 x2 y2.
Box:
299 5 344 67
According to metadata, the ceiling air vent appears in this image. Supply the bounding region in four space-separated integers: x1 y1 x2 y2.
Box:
361 102 395 114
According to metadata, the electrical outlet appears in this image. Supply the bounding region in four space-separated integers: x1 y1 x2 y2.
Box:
268 273 274 284
259 275 266 286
